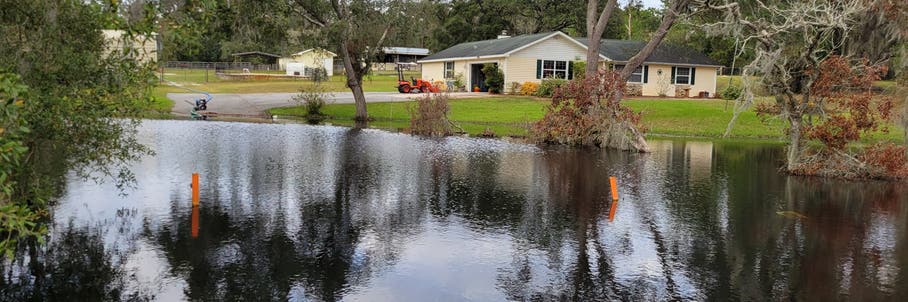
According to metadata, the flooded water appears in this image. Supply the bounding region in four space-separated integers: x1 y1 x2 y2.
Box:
3 120 908 301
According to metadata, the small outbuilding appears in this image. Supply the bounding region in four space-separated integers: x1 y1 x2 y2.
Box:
102 30 158 64
230 51 281 65
279 49 336 77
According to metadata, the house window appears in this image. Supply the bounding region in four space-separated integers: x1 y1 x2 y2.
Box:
674 67 692 85
615 65 644 83
542 60 568 79
444 61 454 79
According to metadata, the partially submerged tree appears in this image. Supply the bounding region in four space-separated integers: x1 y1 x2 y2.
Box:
538 0 705 151
292 0 397 121
716 0 908 178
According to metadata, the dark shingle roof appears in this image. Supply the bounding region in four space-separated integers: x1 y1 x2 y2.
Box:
574 38 721 66
420 32 555 61
421 32 722 67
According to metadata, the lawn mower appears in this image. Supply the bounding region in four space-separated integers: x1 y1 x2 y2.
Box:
396 62 438 93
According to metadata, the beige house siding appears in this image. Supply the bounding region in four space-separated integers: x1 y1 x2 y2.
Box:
507 35 588 86
640 65 718 97
278 49 335 74
422 62 445 82
102 30 157 64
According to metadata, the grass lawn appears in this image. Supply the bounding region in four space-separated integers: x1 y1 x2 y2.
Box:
270 96 906 143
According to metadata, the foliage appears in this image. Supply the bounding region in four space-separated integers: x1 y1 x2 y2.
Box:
571 61 587 80
310 67 329 84
0 0 156 256
754 56 906 179
452 72 465 91
408 93 453 137
519 82 540 96
721 85 741 100
427 0 586 52
533 70 646 149
0 74 45 259
292 85 333 124
482 64 504 94
535 78 567 97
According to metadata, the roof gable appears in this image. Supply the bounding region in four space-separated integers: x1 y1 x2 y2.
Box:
420 31 722 67
575 38 721 67
420 32 555 62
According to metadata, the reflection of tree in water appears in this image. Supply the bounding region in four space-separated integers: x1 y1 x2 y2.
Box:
146 128 432 301
1 223 147 301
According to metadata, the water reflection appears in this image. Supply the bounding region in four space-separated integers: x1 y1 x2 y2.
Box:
2 120 907 301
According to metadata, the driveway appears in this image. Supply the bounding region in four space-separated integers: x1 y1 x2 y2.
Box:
168 91 485 116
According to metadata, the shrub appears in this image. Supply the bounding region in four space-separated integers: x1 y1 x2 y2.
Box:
408 93 453 136
507 82 521 95
535 78 567 97
482 64 504 93
721 85 741 100
572 61 586 80
532 70 647 150
292 85 333 124
452 72 465 91
519 82 539 96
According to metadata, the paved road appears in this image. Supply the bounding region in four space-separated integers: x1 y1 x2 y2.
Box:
168 92 485 116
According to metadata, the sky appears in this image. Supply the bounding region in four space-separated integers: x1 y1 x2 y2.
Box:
627 0 665 9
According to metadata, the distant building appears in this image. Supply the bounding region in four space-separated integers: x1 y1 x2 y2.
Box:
102 29 157 64
230 51 281 65
380 47 431 63
279 49 336 77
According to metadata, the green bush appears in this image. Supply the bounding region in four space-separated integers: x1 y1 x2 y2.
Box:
535 78 567 97
482 63 504 93
722 85 742 100
572 61 586 80
292 85 334 124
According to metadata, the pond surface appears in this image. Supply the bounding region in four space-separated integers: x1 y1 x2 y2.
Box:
3 120 908 301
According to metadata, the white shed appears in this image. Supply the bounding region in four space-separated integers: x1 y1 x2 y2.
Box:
279 49 335 77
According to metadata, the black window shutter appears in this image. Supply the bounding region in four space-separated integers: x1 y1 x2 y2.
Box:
690 68 696 85
568 61 574 80
671 66 676 84
643 65 649 83
536 60 542 79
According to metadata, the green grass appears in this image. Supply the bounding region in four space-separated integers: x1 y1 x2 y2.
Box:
270 96 906 143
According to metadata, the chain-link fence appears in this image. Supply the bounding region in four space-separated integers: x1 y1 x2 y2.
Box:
161 61 284 82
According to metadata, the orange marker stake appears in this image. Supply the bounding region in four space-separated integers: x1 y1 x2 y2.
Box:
192 173 200 206
608 176 619 221
191 205 199 238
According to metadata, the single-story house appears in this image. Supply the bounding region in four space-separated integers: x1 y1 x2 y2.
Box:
278 49 336 76
418 31 722 97
102 30 158 64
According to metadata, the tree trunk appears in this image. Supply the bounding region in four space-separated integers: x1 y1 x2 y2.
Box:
619 0 687 78
340 42 368 121
585 0 618 75
787 114 803 172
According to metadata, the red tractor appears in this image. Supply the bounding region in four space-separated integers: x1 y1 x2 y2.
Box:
396 62 438 93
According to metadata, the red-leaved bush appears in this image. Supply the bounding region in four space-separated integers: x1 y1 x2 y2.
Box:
532 70 646 150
